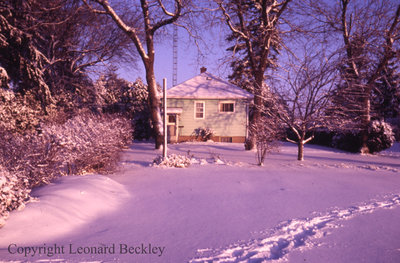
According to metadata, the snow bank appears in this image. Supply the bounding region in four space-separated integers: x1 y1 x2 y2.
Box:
0 174 129 246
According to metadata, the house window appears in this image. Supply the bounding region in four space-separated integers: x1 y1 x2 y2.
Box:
220 137 233 143
219 102 235 112
168 114 176 124
195 102 205 119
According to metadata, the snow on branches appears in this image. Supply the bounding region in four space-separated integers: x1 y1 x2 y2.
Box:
0 166 31 228
0 112 132 188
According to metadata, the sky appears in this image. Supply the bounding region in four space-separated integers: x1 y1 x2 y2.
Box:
113 1 299 89
118 20 231 89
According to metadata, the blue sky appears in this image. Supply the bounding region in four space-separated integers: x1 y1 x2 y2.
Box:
118 23 230 89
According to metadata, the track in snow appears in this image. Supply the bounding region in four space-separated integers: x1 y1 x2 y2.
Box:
191 194 400 263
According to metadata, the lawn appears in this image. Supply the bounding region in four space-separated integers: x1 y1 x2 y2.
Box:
0 142 399 262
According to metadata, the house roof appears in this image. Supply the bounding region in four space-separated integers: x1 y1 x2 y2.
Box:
167 72 254 99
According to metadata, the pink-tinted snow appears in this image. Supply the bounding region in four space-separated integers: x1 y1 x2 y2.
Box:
0 142 399 262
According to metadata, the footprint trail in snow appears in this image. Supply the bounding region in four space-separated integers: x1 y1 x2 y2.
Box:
191 194 400 263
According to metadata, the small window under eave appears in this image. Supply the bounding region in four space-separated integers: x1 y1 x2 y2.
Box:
219 101 235 113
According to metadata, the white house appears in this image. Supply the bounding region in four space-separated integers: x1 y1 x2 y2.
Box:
166 68 254 143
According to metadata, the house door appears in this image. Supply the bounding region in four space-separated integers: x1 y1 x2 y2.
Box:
167 114 178 143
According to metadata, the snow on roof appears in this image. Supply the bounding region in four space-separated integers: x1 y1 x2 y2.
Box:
167 72 254 99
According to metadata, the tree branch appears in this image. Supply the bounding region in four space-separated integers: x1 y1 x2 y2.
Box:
217 1 249 40
274 0 292 26
152 0 182 33
82 0 108 15
88 0 149 62
303 135 314 144
340 0 359 77
286 137 297 144
367 4 400 86
157 0 176 16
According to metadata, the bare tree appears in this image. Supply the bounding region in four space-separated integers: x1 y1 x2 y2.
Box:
216 0 292 150
83 0 183 149
300 0 400 153
253 114 281 165
272 49 337 161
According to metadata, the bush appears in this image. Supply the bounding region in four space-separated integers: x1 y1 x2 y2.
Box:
385 117 400 141
0 88 41 133
0 112 132 188
0 166 31 227
366 120 395 153
0 129 63 187
192 128 214 141
332 131 362 153
153 154 193 168
0 112 132 227
331 120 395 153
41 112 132 174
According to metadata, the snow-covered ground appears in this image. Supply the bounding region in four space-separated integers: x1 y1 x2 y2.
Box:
0 142 399 263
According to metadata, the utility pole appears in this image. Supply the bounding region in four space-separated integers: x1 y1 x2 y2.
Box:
163 78 168 159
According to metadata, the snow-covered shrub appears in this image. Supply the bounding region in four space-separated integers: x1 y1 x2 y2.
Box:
0 166 30 227
386 117 400 141
0 127 60 187
40 112 132 176
153 154 192 168
192 128 214 141
0 88 41 133
332 120 395 153
0 112 132 188
0 112 131 226
366 120 395 153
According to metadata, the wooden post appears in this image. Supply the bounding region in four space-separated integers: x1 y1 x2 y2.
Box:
163 78 167 159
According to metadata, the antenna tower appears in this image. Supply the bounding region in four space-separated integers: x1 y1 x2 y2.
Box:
172 24 178 86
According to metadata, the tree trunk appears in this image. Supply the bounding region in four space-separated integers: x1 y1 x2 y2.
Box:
144 61 163 149
246 104 259 150
297 141 304 161
246 73 264 150
297 132 305 161
360 87 371 153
